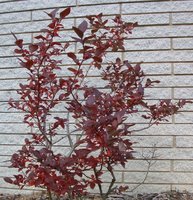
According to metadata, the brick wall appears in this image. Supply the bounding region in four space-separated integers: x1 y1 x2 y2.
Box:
0 0 193 194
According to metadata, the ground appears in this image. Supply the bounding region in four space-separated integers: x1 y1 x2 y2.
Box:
0 190 193 200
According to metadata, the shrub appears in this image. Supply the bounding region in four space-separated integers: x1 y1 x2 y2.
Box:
4 7 189 200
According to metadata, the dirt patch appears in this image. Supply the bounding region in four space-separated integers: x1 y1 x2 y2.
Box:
0 190 193 200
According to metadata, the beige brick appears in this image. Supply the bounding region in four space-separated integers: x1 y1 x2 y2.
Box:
132 25 193 39
0 155 13 167
173 38 193 50
101 171 123 183
176 136 193 148
71 4 120 17
0 11 30 24
126 112 172 124
0 103 11 112
124 50 193 63
127 184 170 194
0 33 31 46
131 135 173 148
78 0 151 5
124 171 193 184
0 145 21 156
134 147 193 160
145 88 172 99
174 112 193 124
122 13 169 26
52 146 72 155
0 18 74 35
125 38 170 50
123 160 171 172
0 123 29 134
0 90 19 102
174 160 193 172
0 46 17 57
0 57 18 67
0 68 27 79
33 4 120 20
132 124 193 136
0 113 24 123
141 63 171 75
0 134 27 145
0 0 76 14
140 75 193 88
0 79 23 90
172 13 193 24
174 63 193 74
174 88 193 99
122 1 193 14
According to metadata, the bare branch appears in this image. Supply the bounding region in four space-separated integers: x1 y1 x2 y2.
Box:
128 144 158 193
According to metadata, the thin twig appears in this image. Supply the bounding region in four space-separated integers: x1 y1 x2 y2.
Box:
129 145 158 193
67 131 84 157
66 110 73 148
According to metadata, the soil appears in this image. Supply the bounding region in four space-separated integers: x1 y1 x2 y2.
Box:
0 190 193 200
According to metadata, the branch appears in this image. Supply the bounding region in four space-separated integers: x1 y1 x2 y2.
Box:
128 144 158 193
67 131 84 157
130 119 156 133
66 111 73 148
104 164 116 199
94 167 103 198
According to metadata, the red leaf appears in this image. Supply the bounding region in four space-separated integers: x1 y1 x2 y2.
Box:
51 42 61 46
34 35 46 40
93 56 102 63
67 52 79 64
46 8 59 19
68 67 78 74
67 52 76 60
29 44 38 52
73 26 83 38
48 22 55 29
15 39 23 48
20 60 33 69
78 20 88 33
74 149 90 158
60 7 71 19
90 182 95 189
54 117 67 129
59 93 66 100
116 57 121 65
59 79 67 88
11 32 23 48
14 49 23 54
4 177 13 184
